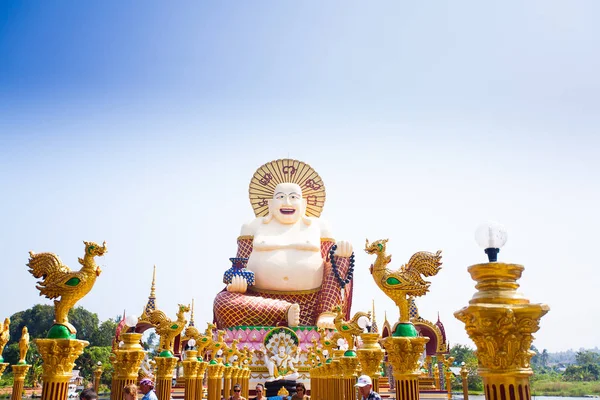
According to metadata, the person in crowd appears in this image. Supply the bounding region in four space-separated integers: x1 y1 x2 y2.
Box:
355 375 382 400
139 378 158 400
123 384 138 400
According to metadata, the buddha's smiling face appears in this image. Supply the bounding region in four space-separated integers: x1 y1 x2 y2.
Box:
268 183 306 224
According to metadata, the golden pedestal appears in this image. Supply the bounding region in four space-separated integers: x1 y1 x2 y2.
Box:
455 262 549 400
357 333 385 393
461 364 469 400
195 361 207 400
155 356 178 400
207 361 224 400
309 366 320 400
222 364 232 399
11 364 31 400
382 336 429 400
0 363 8 377
242 366 250 399
339 355 359 400
183 351 199 400
93 365 103 393
110 333 146 400
36 339 88 400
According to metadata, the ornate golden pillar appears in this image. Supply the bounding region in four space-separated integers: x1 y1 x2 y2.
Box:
11 364 30 400
454 261 549 400
110 333 146 400
222 363 232 399
339 354 359 400
330 357 342 400
357 333 385 393
195 361 207 400
460 362 469 400
183 350 199 400
382 332 429 400
241 365 250 399
206 360 223 400
156 355 178 400
434 364 441 390
37 339 88 400
93 363 103 393
443 357 455 400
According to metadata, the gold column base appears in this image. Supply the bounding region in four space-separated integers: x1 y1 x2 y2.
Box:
93 367 102 394
0 363 8 376
339 356 359 400
454 262 550 400
357 333 385 394
182 351 199 400
156 356 178 400
222 364 232 399
481 372 533 400
36 339 88 400
12 364 31 400
382 336 429 400
110 333 146 400
196 362 207 400
207 362 224 400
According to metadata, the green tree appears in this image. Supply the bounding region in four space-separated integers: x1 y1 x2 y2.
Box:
90 319 119 347
450 344 482 391
76 346 114 386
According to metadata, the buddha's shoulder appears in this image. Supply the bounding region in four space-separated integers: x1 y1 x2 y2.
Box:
240 217 266 236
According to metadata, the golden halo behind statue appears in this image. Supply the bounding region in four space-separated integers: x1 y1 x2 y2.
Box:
249 159 326 217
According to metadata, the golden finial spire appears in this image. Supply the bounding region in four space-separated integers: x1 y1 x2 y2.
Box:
371 299 379 333
150 265 157 298
189 298 195 327
141 266 157 320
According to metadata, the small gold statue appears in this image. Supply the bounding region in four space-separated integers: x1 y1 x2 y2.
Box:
365 239 442 323
19 326 30 364
28 241 107 336
332 305 370 352
148 304 189 355
0 317 10 362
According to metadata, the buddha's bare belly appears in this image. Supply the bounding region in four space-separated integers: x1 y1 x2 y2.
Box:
247 249 324 291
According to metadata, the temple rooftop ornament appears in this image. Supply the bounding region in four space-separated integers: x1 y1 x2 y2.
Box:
475 221 508 262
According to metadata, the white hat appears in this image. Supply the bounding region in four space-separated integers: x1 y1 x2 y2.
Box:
355 375 372 387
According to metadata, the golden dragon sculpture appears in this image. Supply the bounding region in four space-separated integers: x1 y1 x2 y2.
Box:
365 238 442 323
27 241 107 336
184 322 216 360
332 305 371 353
148 303 190 355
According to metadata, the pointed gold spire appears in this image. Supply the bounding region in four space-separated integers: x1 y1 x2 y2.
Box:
150 265 157 298
189 298 195 327
140 266 157 321
371 299 379 333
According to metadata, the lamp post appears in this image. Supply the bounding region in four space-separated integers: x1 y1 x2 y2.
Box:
183 339 199 400
111 315 146 400
460 362 469 400
93 361 103 393
455 223 549 400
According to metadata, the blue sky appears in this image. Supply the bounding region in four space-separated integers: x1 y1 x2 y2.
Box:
1 1 599 352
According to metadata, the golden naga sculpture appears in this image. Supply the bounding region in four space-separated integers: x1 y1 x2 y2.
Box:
148 304 190 356
18 326 30 364
332 305 371 354
0 317 10 363
365 239 442 324
206 330 227 361
184 322 216 360
28 241 107 337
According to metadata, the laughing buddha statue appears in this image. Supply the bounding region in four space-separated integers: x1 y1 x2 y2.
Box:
213 159 354 329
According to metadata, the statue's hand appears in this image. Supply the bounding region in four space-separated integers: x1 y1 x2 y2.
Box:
227 275 248 293
316 313 336 330
334 240 353 258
